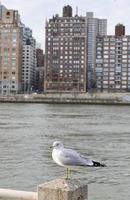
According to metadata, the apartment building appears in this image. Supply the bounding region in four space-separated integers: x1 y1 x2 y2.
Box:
36 48 44 92
95 24 130 92
44 5 87 92
22 27 36 93
0 4 6 19
86 12 107 90
0 5 23 94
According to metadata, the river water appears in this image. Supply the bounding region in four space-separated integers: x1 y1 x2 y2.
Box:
0 103 129 200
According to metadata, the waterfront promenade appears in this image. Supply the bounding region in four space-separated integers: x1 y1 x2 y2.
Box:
0 92 130 105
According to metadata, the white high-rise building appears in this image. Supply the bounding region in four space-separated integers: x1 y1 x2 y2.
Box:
0 4 6 19
86 12 107 90
22 27 36 93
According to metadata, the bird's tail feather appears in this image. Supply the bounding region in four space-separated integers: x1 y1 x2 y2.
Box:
92 160 106 167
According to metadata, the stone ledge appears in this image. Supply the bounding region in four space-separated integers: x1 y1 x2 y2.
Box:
38 178 88 200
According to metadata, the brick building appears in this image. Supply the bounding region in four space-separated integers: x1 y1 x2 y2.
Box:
95 24 130 92
0 5 23 94
44 5 87 92
36 48 44 92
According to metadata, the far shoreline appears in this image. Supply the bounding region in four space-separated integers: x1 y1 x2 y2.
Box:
0 92 130 105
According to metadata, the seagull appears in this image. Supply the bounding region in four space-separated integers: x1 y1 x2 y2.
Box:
51 141 106 179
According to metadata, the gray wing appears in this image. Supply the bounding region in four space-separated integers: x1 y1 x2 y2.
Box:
58 148 93 166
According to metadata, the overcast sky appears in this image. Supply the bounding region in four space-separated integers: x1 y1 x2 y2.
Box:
2 0 130 49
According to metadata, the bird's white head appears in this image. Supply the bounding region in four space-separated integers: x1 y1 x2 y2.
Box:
52 141 64 149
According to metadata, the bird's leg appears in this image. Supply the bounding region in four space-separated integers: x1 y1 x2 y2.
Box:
66 168 69 179
66 168 72 179
69 168 72 178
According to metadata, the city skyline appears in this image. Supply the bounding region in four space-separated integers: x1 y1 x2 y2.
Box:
2 0 130 48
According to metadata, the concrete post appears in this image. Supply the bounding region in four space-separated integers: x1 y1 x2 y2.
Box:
38 178 88 200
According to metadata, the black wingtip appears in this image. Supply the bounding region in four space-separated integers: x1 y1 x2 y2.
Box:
92 161 107 167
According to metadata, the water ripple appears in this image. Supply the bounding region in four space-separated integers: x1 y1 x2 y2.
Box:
0 104 129 200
